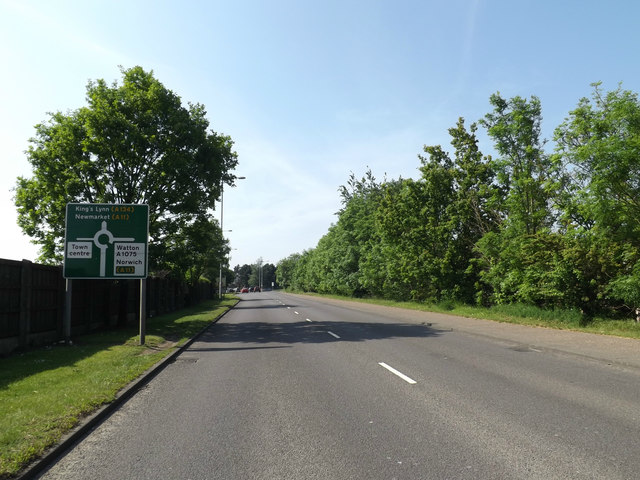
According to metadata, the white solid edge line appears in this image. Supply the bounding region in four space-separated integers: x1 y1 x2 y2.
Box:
378 362 417 384
328 331 340 339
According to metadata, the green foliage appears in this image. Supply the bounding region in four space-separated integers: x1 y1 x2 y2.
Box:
290 250 315 292
293 170 383 296
244 259 276 289
552 82 640 316
487 302 584 327
476 231 575 308
160 215 229 287
14 66 238 282
554 82 640 245
260 263 277 288
607 248 640 311
474 93 564 307
480 93 555 235
234 263 253 288
278 84 640 322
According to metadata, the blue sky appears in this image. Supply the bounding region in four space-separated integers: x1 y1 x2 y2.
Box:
2 0 639 268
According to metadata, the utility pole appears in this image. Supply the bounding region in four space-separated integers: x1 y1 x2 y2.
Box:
218 177 245 298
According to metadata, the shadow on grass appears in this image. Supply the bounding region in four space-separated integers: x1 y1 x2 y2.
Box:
0 299 233 390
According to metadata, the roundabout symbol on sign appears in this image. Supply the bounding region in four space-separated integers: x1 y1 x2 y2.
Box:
76 220 135 277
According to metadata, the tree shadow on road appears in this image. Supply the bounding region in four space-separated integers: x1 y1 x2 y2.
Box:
194 318 442 345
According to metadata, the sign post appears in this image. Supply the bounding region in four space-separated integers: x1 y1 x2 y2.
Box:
64 279 72 344
63 203 149 344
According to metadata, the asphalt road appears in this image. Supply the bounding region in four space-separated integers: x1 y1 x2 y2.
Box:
37 292 640 479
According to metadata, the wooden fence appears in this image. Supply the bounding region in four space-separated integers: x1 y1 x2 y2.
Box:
0 258 214 356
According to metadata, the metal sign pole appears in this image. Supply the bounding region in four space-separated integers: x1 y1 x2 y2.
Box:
64 279 72 344
139 278 146 346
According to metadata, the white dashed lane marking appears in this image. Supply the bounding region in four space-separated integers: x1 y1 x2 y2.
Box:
378 362 417 384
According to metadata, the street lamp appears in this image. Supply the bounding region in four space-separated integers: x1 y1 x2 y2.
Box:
219 176 245 298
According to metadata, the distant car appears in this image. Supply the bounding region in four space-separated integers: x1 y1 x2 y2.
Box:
240 287 249 293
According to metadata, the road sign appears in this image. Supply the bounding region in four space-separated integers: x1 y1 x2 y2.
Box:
63 203 149 279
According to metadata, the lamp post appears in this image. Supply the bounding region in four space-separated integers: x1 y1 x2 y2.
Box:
219 176 245 298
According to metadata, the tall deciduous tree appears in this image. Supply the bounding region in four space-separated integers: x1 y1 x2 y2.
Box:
15 66 238 271
475 94 561 306
162 215 229 288
447 118 500 303
329 169 382 296
276 255 300 290
480 93 553 235
234 264 253 289
554 83 640 316
554 83 640 243
261 263 277 289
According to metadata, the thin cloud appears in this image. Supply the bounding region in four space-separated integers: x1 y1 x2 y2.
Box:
2 0 133 67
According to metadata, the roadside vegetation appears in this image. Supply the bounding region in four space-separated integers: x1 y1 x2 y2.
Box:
0 297 237 479
278 84 640 328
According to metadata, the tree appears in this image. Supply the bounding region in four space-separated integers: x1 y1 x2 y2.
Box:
385 147 458 302
248 258 266 288
554 83 640 244
372 177 436 300
221 266 235 290
474 94 561 306
161 215 229 288
480 93 554 235
448 119 500 239
554 83 640 316
368 122 495 303
291 249 317 292
234 264 252 288
14 66 238 271
332 169 383 296
261 263 277 288
276 254 300 289
447 118 500 303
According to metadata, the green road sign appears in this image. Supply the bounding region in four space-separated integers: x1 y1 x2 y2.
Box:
63 203 149 279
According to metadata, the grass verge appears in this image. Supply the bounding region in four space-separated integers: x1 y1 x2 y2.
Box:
293 292 640 340
0 297 237 479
